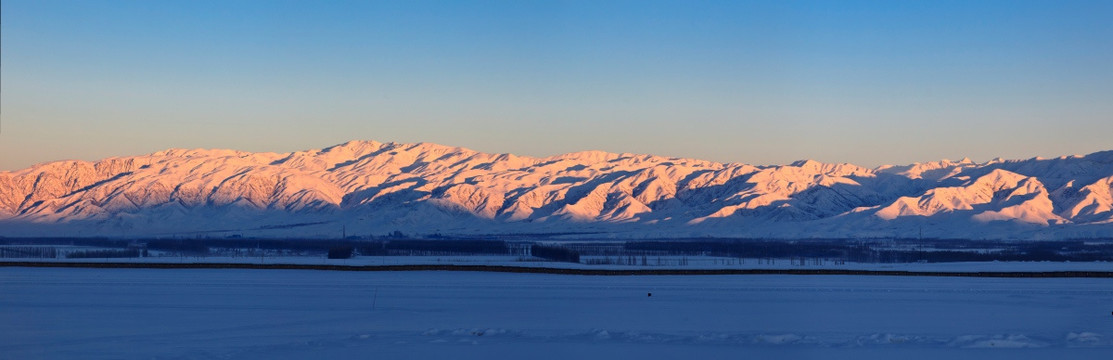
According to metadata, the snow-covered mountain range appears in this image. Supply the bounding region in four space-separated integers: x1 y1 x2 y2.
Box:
2 140 1111 239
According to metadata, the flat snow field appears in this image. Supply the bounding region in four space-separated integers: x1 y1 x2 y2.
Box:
1 268 1111 360
19 256 1113 272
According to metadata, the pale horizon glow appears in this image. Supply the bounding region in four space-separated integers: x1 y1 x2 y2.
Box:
2 0 1111 170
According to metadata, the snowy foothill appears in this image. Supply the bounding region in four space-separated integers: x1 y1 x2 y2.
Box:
1 267 1110 359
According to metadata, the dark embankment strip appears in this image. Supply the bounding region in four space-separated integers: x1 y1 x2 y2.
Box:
2 261 1112 278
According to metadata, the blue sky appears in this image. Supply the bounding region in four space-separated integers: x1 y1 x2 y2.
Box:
2 0 1111 170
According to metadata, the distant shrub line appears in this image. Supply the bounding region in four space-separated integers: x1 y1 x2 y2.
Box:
530 245 580 263
3 237 1113 264
0 247 57 259
65 249 142 259
327 247 354 259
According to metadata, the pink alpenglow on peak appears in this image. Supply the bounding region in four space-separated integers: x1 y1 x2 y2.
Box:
1 141 1111 239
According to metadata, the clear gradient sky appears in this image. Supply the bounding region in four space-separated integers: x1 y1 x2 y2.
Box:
2 0 1111 170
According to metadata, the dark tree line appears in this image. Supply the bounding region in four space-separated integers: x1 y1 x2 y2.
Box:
66 249 142 259
531 245 580 263
0 247 57 259
327 247 354 259
357 240 509 256
146 240 210 255
624 240 845 259
3 237 1112 264
623 239 1113 263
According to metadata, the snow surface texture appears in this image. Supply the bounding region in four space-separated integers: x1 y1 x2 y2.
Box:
12 255 1113 273
1 268 1110 359
1 140 1111 239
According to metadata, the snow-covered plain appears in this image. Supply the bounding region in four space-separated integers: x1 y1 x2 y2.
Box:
2 268 1111 359
11 254 1113 272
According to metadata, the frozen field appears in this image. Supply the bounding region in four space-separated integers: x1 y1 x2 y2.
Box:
10 254 1113 273
1 268 1111 359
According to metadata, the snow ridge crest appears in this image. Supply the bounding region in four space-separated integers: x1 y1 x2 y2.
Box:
2 141 1111 239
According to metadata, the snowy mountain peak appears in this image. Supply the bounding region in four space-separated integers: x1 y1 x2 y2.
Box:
549 150 619 163
789 159 822 168
2 141 1111 239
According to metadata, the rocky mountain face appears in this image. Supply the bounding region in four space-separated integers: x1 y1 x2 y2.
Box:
1 140 1111 239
